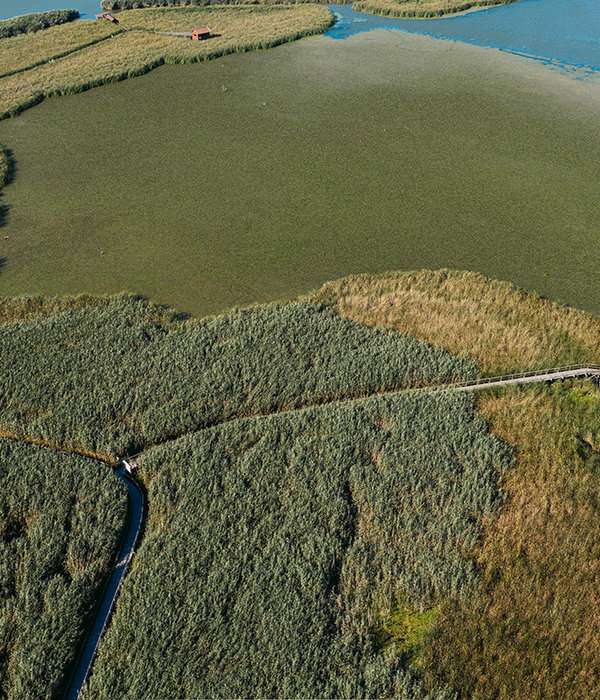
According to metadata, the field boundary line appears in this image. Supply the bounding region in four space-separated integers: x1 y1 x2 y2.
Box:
0 30 126 80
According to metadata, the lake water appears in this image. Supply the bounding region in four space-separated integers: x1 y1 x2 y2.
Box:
0 0 101 20
326 0 600 72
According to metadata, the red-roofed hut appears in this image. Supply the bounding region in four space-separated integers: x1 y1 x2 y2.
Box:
192 27 211 40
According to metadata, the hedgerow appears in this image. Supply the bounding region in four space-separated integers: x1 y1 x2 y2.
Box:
0 438 127 699
0 9 79 39
84 389 510 698
0 296 476 458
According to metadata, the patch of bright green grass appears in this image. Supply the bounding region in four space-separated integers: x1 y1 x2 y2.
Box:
372 605 440 657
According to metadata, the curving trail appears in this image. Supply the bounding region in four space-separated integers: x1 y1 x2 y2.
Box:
53 363 599 698
63 464 144 700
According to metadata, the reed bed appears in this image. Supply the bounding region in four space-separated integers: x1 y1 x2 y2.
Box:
314 269 600 375
0 21 121 79
103 0 515 15
0 438 127 700
84 390 509 698
0 295 475 459
353 0 517 17
0 9 79 39
0 5 332 119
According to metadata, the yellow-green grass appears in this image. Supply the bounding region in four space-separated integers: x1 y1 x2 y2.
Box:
314 269 600 375
353 0 518 18
315 269 600 696
0 20 122 79
420 383 600 699
0 5 332 118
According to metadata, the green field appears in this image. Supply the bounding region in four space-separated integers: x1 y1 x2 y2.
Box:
1 32 599 316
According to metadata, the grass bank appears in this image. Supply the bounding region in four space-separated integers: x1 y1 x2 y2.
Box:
0 5 333 119
0 9 79 39
315 269 600 375
352 0 518 18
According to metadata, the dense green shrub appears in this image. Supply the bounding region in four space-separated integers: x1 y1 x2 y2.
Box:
0 144 10 189
0 438 127 699
0 296 476 458
0 10 79 39
84 390 510 698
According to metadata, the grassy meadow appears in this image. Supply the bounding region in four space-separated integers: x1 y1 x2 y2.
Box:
0 21 123 79
1 32 599 316
0 5 333 118
421 382 600 699
0 438 127 700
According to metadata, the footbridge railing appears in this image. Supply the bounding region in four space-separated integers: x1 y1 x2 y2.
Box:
419 364 600 393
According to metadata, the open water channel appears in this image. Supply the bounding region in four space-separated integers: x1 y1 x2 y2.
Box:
1 0 599 72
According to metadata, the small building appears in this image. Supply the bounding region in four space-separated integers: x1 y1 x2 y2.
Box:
192 27 211 41
95 12 118 23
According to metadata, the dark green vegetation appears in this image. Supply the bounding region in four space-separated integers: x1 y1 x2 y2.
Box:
84 391 510 699
0 9 79 39
0 438 126 699
1 35 599 316
0 145 10 189
0 296 474 459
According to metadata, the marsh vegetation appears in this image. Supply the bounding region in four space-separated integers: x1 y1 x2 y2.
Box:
84 390 510 698
0 9 79 39
0 296 474 458
0 439 126 700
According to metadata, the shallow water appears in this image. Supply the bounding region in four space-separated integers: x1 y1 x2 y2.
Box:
326 0 600 72
0 0 101 21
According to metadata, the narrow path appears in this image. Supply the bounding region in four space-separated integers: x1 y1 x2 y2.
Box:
63 465 144 700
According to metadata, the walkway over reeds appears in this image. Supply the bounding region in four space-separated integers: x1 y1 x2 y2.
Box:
420 364 600 393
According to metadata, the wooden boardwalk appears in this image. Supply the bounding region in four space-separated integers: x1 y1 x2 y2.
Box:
420 364 600 393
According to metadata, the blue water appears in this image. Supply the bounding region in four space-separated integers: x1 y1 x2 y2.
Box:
0 0 102 20
326 0 600 72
